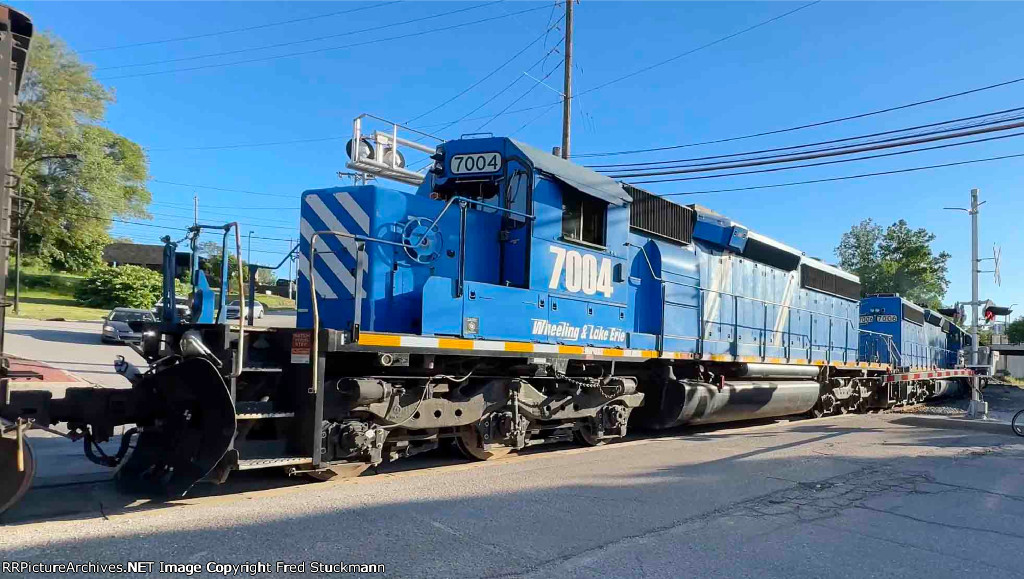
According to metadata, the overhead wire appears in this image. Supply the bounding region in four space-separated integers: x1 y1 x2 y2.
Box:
150 179 293 199
97 4 552 81
95 1 499 71
476 56 564 131
624 129 1024 184
608 118 1024 178
405 12 565 124
575 74 1024 159
655 151 1024 197
589 107 1024 170
130 0 812 151
450 1 821 134
79 2 401 53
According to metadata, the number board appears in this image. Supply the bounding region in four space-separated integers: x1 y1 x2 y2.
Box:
450 152 502 175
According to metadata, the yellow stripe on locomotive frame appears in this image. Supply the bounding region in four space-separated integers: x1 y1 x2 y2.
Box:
352 331 897 371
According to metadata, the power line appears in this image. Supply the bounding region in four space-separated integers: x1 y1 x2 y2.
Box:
95 2 498 72
97 4 551 81
405 13 565 124
79 2 401 53
576 74 1024 159
426 43 563 136
152 201 297 211
588 107 1024 170
419 0 818 132
147 135 347 153
151 179 293 199
607 118 1024 178
477 56 564 131
510 102 561 137
655 151 1024 197
625 129 1024 184
575 2 820 103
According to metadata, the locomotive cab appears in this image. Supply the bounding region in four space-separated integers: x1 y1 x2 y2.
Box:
298 137 634 348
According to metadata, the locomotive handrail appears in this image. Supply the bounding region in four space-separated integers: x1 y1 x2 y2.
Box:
307 229 418 395
415 195 535 247
625 243 898 365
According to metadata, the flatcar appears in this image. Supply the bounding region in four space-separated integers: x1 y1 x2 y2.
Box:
0 122 975 512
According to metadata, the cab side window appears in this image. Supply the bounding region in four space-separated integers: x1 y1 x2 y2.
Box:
562 190 606 247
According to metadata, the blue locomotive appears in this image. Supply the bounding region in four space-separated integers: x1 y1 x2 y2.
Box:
860 294 971 370
0 129 975 512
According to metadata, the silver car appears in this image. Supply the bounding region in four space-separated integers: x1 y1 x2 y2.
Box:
225 300 265 320
101 308 155 344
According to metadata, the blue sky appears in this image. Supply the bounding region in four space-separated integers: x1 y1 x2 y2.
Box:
19 1 1024 316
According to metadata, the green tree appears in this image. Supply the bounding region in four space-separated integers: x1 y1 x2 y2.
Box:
835 218 951 308
1007 317 1024 344
197 240 249 288
17 33 150 272
75 265 188 309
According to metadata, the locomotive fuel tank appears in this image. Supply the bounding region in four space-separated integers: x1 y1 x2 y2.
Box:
638 378 821 429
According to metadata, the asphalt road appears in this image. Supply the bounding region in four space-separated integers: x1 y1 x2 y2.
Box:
2 414 1022 578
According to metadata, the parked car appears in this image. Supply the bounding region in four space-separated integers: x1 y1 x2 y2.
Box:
101 308 155 344
152 296 191 321
225 300 264 320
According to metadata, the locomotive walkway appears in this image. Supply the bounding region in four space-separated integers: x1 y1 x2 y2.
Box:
1 412 1021 578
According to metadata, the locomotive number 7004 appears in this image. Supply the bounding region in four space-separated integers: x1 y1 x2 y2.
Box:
548 246 614 298
450 152 501 175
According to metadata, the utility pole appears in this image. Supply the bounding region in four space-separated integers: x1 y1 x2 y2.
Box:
970 188 980 367
945 189 988 418
560 0 574 159
193 193 198 227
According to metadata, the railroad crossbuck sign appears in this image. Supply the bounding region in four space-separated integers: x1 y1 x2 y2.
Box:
548 246 615 298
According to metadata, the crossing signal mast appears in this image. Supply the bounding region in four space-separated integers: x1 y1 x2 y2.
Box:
943 189 1012 418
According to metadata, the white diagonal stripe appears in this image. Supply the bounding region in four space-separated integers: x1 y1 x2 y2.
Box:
297 254 338 299
301 218 358 297
306 195 366 275
335 191 370 233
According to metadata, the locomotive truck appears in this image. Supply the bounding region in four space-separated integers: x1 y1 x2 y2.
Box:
0 117 976 514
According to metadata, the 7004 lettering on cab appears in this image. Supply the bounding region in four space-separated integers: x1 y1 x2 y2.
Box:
548 246 614 298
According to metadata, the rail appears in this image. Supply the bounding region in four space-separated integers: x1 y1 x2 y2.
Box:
627 241 898 365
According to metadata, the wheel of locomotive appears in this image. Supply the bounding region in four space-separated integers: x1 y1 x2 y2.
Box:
811 393 838 418
574 421 606 447
454 423 512 461
0 434 35 515
854 397 869 414
809 401 826 419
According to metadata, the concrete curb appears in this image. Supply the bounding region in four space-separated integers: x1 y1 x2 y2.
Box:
889 414 1018 437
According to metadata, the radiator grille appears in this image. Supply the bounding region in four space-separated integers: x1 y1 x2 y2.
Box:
902 303 925 325
800 264 861 301
624 184 693 244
